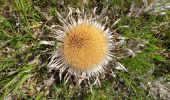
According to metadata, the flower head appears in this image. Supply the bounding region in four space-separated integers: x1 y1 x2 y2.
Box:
48 7 126 86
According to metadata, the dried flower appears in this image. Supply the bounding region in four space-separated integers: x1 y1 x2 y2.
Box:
48 7 127 86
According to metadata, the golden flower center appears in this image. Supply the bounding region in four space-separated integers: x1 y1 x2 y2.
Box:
63 23 109 70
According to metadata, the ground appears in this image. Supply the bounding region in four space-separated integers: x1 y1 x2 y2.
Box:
0 0 170 99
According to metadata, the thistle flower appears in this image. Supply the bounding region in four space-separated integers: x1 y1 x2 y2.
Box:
48 7 127 86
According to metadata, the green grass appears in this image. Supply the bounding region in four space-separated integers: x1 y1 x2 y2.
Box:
0 0 170 99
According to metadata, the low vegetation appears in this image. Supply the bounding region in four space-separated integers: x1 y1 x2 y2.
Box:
0 0 169 99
